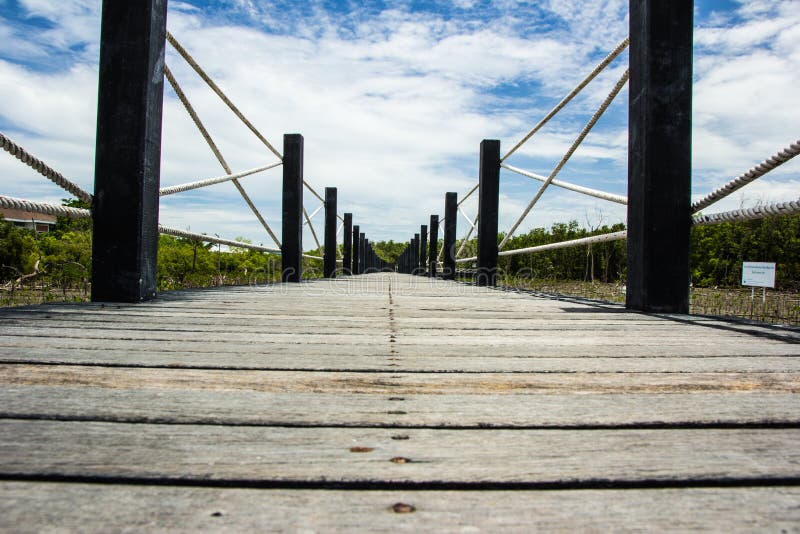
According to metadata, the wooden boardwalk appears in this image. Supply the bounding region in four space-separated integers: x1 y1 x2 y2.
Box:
1 272 800 531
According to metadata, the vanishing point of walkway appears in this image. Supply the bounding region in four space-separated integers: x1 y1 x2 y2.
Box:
1 273 800 530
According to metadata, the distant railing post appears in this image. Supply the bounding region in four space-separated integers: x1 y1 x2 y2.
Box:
420 225 428 275
359 232 366 275
323 187 337 278
443 192 457 280
91 0 168 302
343 213 352 275
281 134 304 282
428 215 439 277
412 234 420 275
364 238 370 272
352 225 360 275
477 139 501 287
627 0 693 313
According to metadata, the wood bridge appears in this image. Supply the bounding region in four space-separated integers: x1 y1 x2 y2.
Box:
2 273 800 530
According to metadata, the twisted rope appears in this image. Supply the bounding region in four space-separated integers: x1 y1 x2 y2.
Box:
499 68 630 250
502 37 630 162
1 132 92 204
501 163 627 205
0 195 91 219
166 32 283 160
158 225 281 253
303 205 322 250
164 64 282 249
692 140 800 213
456 212 479 259
693 198 800 226
160 162 282 196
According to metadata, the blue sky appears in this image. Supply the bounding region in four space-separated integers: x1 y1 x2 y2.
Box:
1 0 798 250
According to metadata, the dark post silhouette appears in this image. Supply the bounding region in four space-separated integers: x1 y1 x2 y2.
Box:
342 213 352 275
420 225 428 275
91 0 168 302
352 225 360 275
281 134 304 282
627 0 693 313
323 187 337 278
477 139 501 286
443 192 457 280
428 215 439 277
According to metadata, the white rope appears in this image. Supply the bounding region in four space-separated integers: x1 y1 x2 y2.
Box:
459 207 477 230
303 181 325 203
693 198 800 226
303 254 323 261
164 64 282 249
456 213 479 259
458 182 479 207
158 225 281 253
501 37 630 162
160 162 282 196
166 32 282 160
501 163 627 205
692 140 800 213
303 204 323 225
303 206 322 250
1 132 92 203
0 195 91 219
499 69 630 251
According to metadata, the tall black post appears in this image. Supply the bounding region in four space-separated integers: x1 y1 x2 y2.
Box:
91 0 168 302
281 134 304 282
443 192 457 280
359 232 366 275
364 238 370 272
343 213 353 276
352 225 360 275
627 0 693 313
323 187 337 278
429 215 439 277
420 225 428 275
476 139 501 287
412 234 420 275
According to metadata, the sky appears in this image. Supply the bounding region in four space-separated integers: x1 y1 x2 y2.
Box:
0 0 798 251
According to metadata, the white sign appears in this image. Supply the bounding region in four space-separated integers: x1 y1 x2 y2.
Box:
742 262 776 288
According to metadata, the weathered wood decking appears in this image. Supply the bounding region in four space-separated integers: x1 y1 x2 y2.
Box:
1 273 800 531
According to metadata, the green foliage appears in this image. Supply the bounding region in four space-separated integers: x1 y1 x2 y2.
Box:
371 240 407 264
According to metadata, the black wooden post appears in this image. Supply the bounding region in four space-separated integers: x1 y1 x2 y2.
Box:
323 187 337 278
443 192 457 280
627 0 693 313
281 134 304 282
352 225 360 275
91 0 168 302
412 234 420 275
429 215 439 277
420 225 428 275
476 139 501 287
364 238 370 272
342 213 352 276
359 232 366 275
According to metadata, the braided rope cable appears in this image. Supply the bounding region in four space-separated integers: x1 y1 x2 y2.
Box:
164 63 282 249
160 162 282 196
459 206 477 230
456 212 479 259
303 206 322 250
1 132 92 204
501 163 628 205
303 204 323 225
499 69 630 251
693 198 800 226
458 182 480 207
692 140 800 213
0 195 91 218
166 32 283 160
502 37 630 162
158 225 281 253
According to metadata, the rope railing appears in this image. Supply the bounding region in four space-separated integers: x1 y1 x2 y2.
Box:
0 195 91 219
500 163 627 205
159 162 282 196
158 225 281 253
1 132 93 204
501 37 630 162
165 31 283 161
692 139 800 213
498 68 630 251
693 198 800 226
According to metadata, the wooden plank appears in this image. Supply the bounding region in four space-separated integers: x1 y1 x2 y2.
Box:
2 365 799 395
2 387 799 427
2 420 800 483
2 483 800 531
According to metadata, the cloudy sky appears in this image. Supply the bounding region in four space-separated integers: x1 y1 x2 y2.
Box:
1 0 798 250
